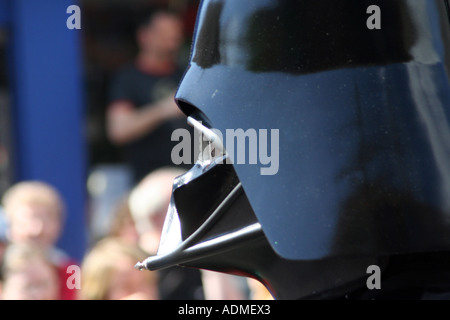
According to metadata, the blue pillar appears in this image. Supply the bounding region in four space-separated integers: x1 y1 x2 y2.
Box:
8 0 86 262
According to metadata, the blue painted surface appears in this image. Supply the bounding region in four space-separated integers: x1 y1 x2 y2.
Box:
0 0 9 27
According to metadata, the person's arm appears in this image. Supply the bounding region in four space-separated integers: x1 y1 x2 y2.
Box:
106 94 184 145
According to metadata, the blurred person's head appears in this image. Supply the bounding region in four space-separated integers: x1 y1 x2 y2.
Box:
108 194 140 246
247 278 274 300
2 181 65 250
80 238 158 300
128 167 185 254
0 243 60 300
137 9 184 59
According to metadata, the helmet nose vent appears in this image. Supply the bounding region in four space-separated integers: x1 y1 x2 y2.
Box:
175 99 214 128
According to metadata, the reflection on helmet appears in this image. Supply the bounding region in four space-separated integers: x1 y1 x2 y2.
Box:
136 0 450 299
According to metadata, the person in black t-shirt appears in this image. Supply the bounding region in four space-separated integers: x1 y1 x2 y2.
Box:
107 9 192 183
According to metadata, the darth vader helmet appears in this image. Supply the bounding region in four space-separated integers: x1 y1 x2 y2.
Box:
136 0 450 299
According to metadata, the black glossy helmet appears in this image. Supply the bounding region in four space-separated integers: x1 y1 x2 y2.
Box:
136 0 450 299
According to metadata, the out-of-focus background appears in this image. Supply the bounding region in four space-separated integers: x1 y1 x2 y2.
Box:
0 0 274 301
0 0 198 262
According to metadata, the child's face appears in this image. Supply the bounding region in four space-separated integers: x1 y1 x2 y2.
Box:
1 259 59 300
106 256 158 300
9 203 61 249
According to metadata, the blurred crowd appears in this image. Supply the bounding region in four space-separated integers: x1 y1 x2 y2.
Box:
0 169 272 300
0 5 273 301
